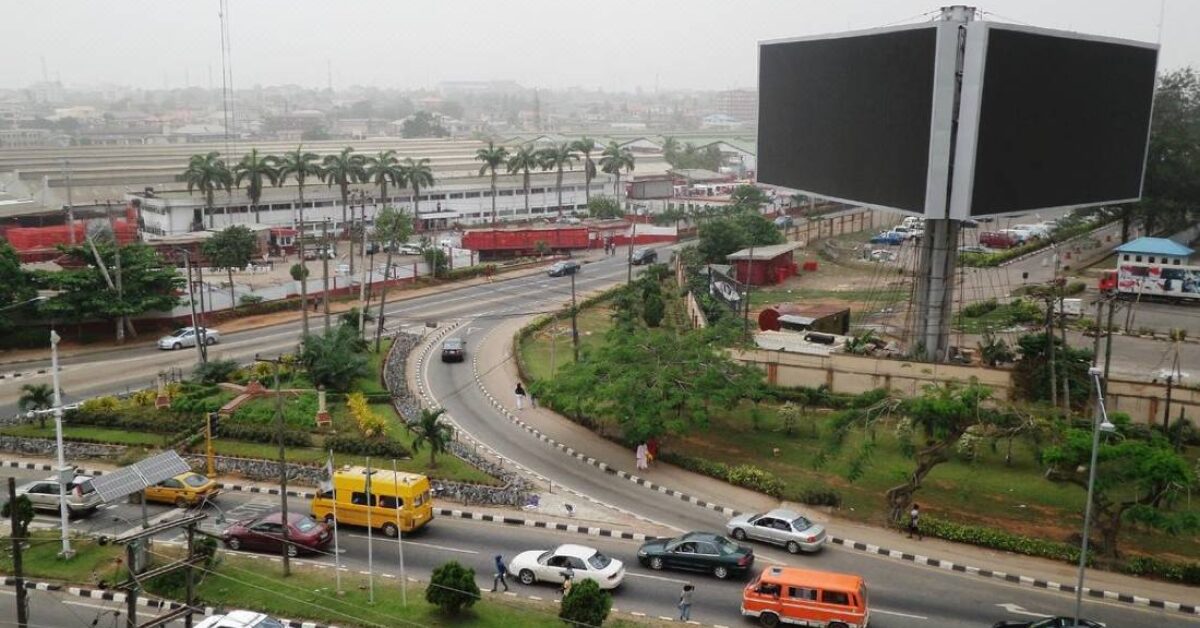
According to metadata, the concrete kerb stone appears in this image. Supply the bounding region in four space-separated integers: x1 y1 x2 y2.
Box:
463 318 1200 619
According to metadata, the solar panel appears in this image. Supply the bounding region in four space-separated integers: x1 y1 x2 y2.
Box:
90 451 190 504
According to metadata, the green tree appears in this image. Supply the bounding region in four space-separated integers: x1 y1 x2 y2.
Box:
1128 68 1200 239
642 291 665 328
192 358 239 385
1044 425 1197 557
233 149 280 223
539 143 578 219
372 206 413 351
402 111 448 138
202 225 259 308
475 141 509 225
425 560 480 614
0 240 37 334
599 142 635 204
662 136 680 166
277 145 324 337
587 196 623 220
1 495 33 541
409 407 453 468
559 579 611 627
289 263 309 282
18 383 55 429
364 149 403 206
571 136 598 203
423 246 448 278
400 157 435 218
730 184 770 212
321 147 367 266
40 243 182 336
1013 332 1093 409
978 332 1015 367
507 145 540 217
299 324 369 392
182 151 233 229
696 210 784 263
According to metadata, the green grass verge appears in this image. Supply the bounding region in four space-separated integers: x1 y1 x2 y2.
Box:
953 302 1038 333
352 338 393 395
0 532 123 584
0 424 165 446
518 306 614 381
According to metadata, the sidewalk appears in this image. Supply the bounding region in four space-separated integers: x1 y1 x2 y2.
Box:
474 313 1200 607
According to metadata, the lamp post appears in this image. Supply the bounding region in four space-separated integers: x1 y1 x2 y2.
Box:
1074 366 1116 625
49 330 74 558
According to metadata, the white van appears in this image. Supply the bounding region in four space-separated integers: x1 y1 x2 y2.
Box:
901 216 924 229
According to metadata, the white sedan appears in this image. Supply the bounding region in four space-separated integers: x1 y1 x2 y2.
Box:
157 326 220 350
510 543 625 590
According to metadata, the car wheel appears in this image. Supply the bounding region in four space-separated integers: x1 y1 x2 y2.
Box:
226 537 241 550
382 522 399 538
828 623 849 628
323 514 336 526
649 557 663 570
759 612 780 628
518 569 536 585
286 543 299 558
172 342 182 350
713 566 729 579
786 541 801 555
205 336 216 346
731 528 747 541
174 497 189 509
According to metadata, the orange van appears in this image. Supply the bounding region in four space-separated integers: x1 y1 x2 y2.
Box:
741 566 869 628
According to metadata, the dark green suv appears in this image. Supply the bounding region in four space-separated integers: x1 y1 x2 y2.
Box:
637 532 754 579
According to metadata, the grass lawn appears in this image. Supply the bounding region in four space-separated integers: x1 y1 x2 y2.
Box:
0 532 123 584
352 338 393 395
148 555 651 628
0 424 165 447
954 302 1038 334
519 306 614 381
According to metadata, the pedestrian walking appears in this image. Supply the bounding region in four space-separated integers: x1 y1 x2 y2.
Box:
908 503 922 540
491 554 510 592
635 442 649 470
560 568 574 597
678 583 694 621
514 382 526 410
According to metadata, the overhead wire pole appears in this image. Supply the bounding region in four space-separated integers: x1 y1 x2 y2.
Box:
62 158 76 245
322 218 332 332
254 354 291 576
49 330 73 558
7 477 29 628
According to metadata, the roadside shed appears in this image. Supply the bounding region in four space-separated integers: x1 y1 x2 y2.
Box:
727 242 801 286
758 303 850 335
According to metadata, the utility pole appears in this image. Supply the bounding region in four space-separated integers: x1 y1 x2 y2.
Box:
177 249 207 365
8 477 29 628
358 196 371 342
1090 298 1105 367
255 355 291 576
1102 299 1118 396
62 159 76 245
570 272 579 363
106 202 127 344
744 242 755 340
1054 251 1070 412
49 330 73 558
626 219 637 283
1163 348 1180 431
322 218 331 332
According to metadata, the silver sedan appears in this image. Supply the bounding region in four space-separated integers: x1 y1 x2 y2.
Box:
726 508 827 554
157 326 220 350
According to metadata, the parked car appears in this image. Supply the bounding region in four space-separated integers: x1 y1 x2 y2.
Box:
773 215 794 228
15 475 102 516
144 471 220 507
222 512 331 557
303 246 335 260
979 231 1021 249
396 243 424 255
631 248 658 265
992 617 1104 628
547 260 581 277
441 337 466 363
510 543 625 590
901 216 924 229
869 231 904 245
957 245 989 254
196 611 286 628
157 327 220 350
637 532 754 579
868 249 896 263
889 225 917 240
726 508 827 554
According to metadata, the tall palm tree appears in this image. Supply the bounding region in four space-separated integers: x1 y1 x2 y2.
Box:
18 383 55 429
475 141 509 226
322 147 367 271
372 206 413 352
538 143 578 219
599 142 636 205
400 157 435 218
408 407 453 468
506 146 539 217
276 145 323 337
234 149 280 224
182 151 233 229
364 149 403 204
570 137 597 204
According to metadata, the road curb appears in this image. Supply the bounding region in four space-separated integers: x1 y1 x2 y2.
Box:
0 577 334 628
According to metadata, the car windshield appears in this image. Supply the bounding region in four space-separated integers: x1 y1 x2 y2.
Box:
169 329 191 337
791 516 813 530
256 618 285 628
73 479 96 494
182 474 209 487
715 537 740 554
537 550 554 564
294 516 319 533
587 551 612 570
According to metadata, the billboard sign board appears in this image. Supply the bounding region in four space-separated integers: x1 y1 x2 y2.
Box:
708 266 744 312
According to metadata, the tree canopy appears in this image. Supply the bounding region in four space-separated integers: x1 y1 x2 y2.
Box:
696 208 784 263
1128 67 1200 239
39 243 182 328
586 196 623 219
0 240 37 332
299 323 369 392
402 111 448 138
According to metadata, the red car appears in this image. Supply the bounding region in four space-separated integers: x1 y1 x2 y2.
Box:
222 512 331 557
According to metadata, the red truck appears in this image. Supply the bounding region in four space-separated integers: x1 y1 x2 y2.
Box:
462 227 589 258
978 231 1020 249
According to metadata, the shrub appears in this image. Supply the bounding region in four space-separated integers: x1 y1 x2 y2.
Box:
192 359 240 385
66 404 197 435
231 394 318 431
919 516 1083 564
238 294 264 306
962 298 999 318
325 433 410 458
559 578 612 627
347 391 388 438
425 561 480 614
217 423 312 447
797 489 842 508
1063 281 1087 296
660 454 784 498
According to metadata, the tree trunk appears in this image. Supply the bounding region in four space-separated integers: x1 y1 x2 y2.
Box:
490 173 498 226
207 189 215 229
1097 507 1123 559
584 159 592 204
413 185 421 218
557 165 564 219
344 184 354 277
430 448 437 469
228 267 236 309
298 184 309 337
884 439 955 523
524 171 530 216
374 249 394 352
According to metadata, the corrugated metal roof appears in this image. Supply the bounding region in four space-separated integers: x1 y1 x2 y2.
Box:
726 242 801 260
1114 237 1194 257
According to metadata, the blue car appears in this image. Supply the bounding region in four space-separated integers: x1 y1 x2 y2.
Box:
869 231 904 245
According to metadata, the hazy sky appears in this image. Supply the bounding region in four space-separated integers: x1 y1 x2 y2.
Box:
3 1 1194 92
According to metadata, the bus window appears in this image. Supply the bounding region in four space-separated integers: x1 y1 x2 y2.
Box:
821 590 850 606
379 495 404 509
788 587 817 601
351 492 377 506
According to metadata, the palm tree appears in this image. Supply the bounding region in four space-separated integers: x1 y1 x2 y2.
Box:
662 136 680 166
408 407 453 468
276 145 323 337
372 206 413 352
182 151 233 229
475 141 509 226
18 383 54 429
400 157 435 218
599 142 636 206
234 149 280 224
322 147 367 272
538 143 578 219
506 146 540 217
570 137 597 204
364 150 403 205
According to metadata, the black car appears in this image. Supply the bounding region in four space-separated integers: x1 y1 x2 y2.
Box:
992 617 1104 628
547 260 581 277
637 532 753 580
441 338 466 362
630 248 658 265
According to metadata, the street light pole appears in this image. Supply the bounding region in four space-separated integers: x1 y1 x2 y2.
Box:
1074 366 1116 625
49 330 74 558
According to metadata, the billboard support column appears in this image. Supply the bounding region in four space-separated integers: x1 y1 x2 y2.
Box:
912 219 960 361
